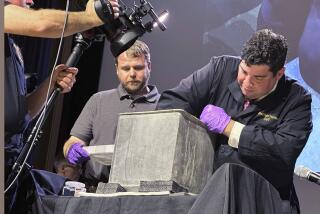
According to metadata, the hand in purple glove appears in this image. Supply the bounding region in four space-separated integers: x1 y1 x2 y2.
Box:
66 142 90 165
200 104 231 134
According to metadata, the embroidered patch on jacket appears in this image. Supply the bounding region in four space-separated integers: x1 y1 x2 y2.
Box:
257 112 278 122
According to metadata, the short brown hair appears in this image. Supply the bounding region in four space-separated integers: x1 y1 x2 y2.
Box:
115 40 150 65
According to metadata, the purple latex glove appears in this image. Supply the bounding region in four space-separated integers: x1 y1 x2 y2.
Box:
66 142 90 165
200 104 231 134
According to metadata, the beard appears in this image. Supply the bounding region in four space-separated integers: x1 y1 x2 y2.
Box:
123 80 147 94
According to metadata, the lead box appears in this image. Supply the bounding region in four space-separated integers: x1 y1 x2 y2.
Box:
109 109 215 194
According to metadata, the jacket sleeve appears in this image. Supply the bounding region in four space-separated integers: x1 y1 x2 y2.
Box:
157 57 223 117
238 89 312 171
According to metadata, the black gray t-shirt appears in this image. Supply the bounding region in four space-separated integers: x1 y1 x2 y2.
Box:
71 84 160 185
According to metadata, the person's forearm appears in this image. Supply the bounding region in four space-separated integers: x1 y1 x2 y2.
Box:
26 65 77 118
26 78 55 118
5 4 103 38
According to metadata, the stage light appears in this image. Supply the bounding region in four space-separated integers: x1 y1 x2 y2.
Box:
153 10 169 28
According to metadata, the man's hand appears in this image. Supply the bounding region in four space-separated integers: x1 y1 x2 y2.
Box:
86 0 120 25
108 0 120 18
66 142 90 165
53 64 78 93
200 104 231 134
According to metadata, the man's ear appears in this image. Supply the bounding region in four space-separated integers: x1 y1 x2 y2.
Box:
276 67 285 80
148 61 151 70
115 64 119 75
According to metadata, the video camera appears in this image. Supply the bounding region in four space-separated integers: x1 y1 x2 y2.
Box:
79 0 168 56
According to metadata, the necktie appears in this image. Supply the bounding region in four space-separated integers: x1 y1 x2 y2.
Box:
243 99 251 110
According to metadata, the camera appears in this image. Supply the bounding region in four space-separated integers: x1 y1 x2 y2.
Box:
91 0 168 56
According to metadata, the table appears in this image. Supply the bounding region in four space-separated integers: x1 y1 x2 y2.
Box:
35 194 197 214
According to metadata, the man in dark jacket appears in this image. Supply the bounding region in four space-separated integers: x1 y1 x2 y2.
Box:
157 29 312 213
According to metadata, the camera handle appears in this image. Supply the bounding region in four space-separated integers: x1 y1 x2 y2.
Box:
94 0 115 24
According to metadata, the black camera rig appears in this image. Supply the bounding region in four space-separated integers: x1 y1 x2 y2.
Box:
94 0 168 56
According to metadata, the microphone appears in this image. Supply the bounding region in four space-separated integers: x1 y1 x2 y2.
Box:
294 165 320 185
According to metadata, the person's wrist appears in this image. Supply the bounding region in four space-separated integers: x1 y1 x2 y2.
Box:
223 119 235 137
63 141 79 157
86 0 104 25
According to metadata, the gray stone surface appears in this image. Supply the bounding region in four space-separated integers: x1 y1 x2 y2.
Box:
96 182 126 194
109 109 215 194
139 180 188 193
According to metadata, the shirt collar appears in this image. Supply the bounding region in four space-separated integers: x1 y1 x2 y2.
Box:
118 84 160 103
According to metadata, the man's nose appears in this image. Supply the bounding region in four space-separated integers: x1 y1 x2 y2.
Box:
244 76 254 87
129 69 136 77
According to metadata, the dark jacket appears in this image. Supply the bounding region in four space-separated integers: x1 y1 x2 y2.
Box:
5 34 30 173
157 55 312 202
